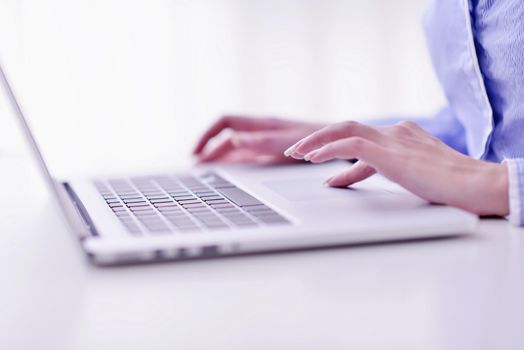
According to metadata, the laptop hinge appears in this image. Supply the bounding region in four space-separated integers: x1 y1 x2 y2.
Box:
59 182 99 238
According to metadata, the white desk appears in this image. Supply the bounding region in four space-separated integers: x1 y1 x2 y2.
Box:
2 152 524 350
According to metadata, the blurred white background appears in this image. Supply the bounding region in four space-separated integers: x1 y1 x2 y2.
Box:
0 0 444 176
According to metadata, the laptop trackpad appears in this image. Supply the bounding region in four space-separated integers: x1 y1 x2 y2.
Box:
263 178 391 202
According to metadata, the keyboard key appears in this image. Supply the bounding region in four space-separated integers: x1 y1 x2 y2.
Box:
214 207 241 213
250 211 281 218
126 202 149 207
153 202 177 207
124 226 142 235
147 226 170 233
260 217 289 224
210 203 235 209
223 212 250 219
134 212 159 218
129 206 154 212
195 191 216 196
243 205 274 213
216 187 262 207
157 208 184 214
200 173 235 188
119 217 135 223
177 201 205 208
165 216 193 223
200 196 224 201
105 199 120 203
204 199 229 205
175 225 200 231
119 195 143 200
112 207 127 212
123 198 147 203
173 196 200 203
182 203 207 209
146 195 170 199
169 191 192 196
138 222 164 230
161 212 187 218
186 207 213 213
109 203 124 208
235 221 258 227
149 198 172 203
199 217 226 224
116 192 139 196
167 220 199 230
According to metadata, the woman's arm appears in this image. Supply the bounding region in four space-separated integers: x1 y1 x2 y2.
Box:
194 107 467 164
285 120 509 217
372 107 468 155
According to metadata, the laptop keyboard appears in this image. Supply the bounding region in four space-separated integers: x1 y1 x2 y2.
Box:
93 172 290 235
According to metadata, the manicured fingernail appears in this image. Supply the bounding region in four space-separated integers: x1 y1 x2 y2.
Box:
284 144 298 157
304 151 316 162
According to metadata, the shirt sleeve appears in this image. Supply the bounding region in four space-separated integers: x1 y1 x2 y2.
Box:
504 159 524 226
369 106 468 155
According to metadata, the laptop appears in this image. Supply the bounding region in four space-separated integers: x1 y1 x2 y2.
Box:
0 61 478 266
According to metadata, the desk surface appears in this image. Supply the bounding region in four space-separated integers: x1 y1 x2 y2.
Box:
2 152 524 350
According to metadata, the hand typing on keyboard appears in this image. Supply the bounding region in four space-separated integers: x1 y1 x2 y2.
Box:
193 116 325 164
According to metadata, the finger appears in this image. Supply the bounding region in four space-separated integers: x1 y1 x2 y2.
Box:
212 150 298 164
305 137 387 167
285 121 381 159
234 130 300 154
325 161 376 188
198 136 236 162
193 116 280 155
210 149 261 163
198 130 293 163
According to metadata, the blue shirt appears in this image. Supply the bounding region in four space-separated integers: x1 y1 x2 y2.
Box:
403 0 524 224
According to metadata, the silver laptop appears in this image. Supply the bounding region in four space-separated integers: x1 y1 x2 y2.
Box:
0 61 478 266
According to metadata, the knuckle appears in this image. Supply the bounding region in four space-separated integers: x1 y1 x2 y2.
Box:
341 120 360 130
347 136 367 151
226 132 238 143
391 123 412 136
265 117 281 128
255 133 272 143
221 115 241 123
218 115 232 125
398 120 419 129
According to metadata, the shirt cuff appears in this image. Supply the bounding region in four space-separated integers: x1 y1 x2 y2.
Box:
504 159 522 226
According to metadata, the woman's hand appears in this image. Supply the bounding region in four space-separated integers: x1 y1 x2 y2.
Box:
194 115 325 163
285 120 509 216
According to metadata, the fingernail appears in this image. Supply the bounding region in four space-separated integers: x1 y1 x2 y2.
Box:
304 151 316 162
283 145 297 157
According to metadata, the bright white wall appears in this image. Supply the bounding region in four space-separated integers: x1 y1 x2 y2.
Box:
0 0 444 175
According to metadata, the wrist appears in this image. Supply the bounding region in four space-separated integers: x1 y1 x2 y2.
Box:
463 162 509 216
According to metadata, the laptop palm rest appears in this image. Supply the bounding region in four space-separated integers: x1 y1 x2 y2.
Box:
263 177 393 202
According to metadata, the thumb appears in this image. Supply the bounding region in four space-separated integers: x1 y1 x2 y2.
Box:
325 161 376 188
